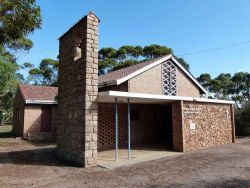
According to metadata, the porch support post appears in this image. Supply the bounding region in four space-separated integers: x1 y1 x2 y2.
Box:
115 97 119 162
128 98 131 160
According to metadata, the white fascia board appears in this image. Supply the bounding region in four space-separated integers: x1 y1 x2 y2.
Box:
170 56 208 94
107 90 193 101
98 91 235 105
25 100 58 105
193 98 235 104
116 54 172 85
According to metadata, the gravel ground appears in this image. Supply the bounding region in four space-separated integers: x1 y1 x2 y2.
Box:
0 138 249 188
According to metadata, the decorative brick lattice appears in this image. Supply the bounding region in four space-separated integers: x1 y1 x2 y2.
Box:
162 61 177 96
98 103 128 149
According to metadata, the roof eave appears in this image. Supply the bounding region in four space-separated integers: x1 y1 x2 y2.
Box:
98 80 117 88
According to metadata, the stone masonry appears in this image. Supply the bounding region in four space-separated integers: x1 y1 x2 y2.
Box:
56 12 99 167
182 101 234 152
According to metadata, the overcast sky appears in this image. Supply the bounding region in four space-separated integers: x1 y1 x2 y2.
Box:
18 0 250 77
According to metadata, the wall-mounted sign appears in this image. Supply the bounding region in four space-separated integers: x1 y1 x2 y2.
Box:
189 123 196 130
184 107 202 114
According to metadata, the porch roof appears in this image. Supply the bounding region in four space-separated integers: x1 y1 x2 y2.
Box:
97 91 235 104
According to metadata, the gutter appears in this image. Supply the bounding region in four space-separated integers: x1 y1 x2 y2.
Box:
25 100 58 105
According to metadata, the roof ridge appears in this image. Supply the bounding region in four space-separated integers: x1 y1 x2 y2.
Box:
19 84 58 89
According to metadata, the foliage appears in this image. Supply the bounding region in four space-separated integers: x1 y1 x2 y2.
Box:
197 72 250 106
98 44 188 74
174 56 190 71
25 59 59 86
0 47 19 124
235 102 250 136
143 44 172 59
0 0 42 50
0 0 41 123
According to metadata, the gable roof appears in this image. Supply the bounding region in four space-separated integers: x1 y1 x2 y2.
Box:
19 84 58 104
98 56 163 87
98 55 207 94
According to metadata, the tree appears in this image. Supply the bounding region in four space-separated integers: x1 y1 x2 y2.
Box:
235 102 250 136
98 47 117 74
0 0 42 50
98 44 189 73
116 45 143 61
175 56 190 71
0 47 19 124
211 73 233 99
197 73 212 90
28 59 59 86
0 0 41 124
231 72 250 101
143 44 172 59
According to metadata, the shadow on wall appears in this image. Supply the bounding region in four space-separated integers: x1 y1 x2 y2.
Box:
0 147 77 167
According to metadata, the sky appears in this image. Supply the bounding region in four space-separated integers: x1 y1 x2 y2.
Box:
19 0 250 78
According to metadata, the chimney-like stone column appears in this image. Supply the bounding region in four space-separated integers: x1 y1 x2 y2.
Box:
56 12 99 167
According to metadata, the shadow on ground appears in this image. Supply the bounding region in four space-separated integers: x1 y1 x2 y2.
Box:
0 132 13 138
0 147 75 167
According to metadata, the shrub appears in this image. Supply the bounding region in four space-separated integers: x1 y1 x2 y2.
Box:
235 102 250 136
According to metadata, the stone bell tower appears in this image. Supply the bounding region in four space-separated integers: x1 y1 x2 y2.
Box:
56 11 99 167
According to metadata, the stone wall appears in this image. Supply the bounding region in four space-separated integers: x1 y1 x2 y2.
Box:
182 101 234 152
56 12 99 167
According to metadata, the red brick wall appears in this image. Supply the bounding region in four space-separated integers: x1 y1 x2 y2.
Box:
12 90 25 137
98 103 128 149
23 105 56 138
98 103 162 150
172 101 184 152
23 105 42 138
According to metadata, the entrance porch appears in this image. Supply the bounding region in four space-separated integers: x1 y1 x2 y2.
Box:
97 91 184 167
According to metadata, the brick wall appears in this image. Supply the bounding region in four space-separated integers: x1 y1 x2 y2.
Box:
182 101 234 151
98 103 128 150
123 61 202 98
176 68 201 98
98 103 163 150
56 12 99 167
23 105 42 138
12 90 25 137
129 64 162 94
172 101 184 152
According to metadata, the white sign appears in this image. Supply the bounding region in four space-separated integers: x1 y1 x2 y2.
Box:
190 123 196 130
184 107 202 114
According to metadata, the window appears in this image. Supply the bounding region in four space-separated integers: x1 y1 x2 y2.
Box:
162 61 177 96
74 39 82 61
